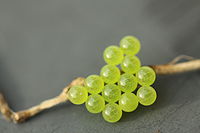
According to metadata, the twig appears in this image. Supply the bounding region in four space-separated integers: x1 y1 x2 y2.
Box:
0 77 85 123
168 55 194 65
150 59 200 74
0 56 200 123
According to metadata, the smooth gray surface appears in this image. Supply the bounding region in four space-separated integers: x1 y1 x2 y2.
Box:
0 0 200 133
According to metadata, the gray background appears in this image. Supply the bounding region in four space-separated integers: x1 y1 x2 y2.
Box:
0 0 200 133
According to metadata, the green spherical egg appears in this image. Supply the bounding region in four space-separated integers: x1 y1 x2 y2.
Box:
118 73 138 93
136 66 156 86
102 103 122 123
100 65 120 84
103 45 124 65
68 85 88 105
120 36 141 55
85 75 104 94
102 84 121 103
137 86 157 106
121 55 141 74
85 94 105 113
119 92 138 112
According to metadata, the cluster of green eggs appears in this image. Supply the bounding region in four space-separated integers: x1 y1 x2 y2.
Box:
68 36 157 123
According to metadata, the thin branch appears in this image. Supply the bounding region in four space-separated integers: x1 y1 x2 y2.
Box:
0 77 85 123
150 59 200 74
0 56 200 123
168 55 195 65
